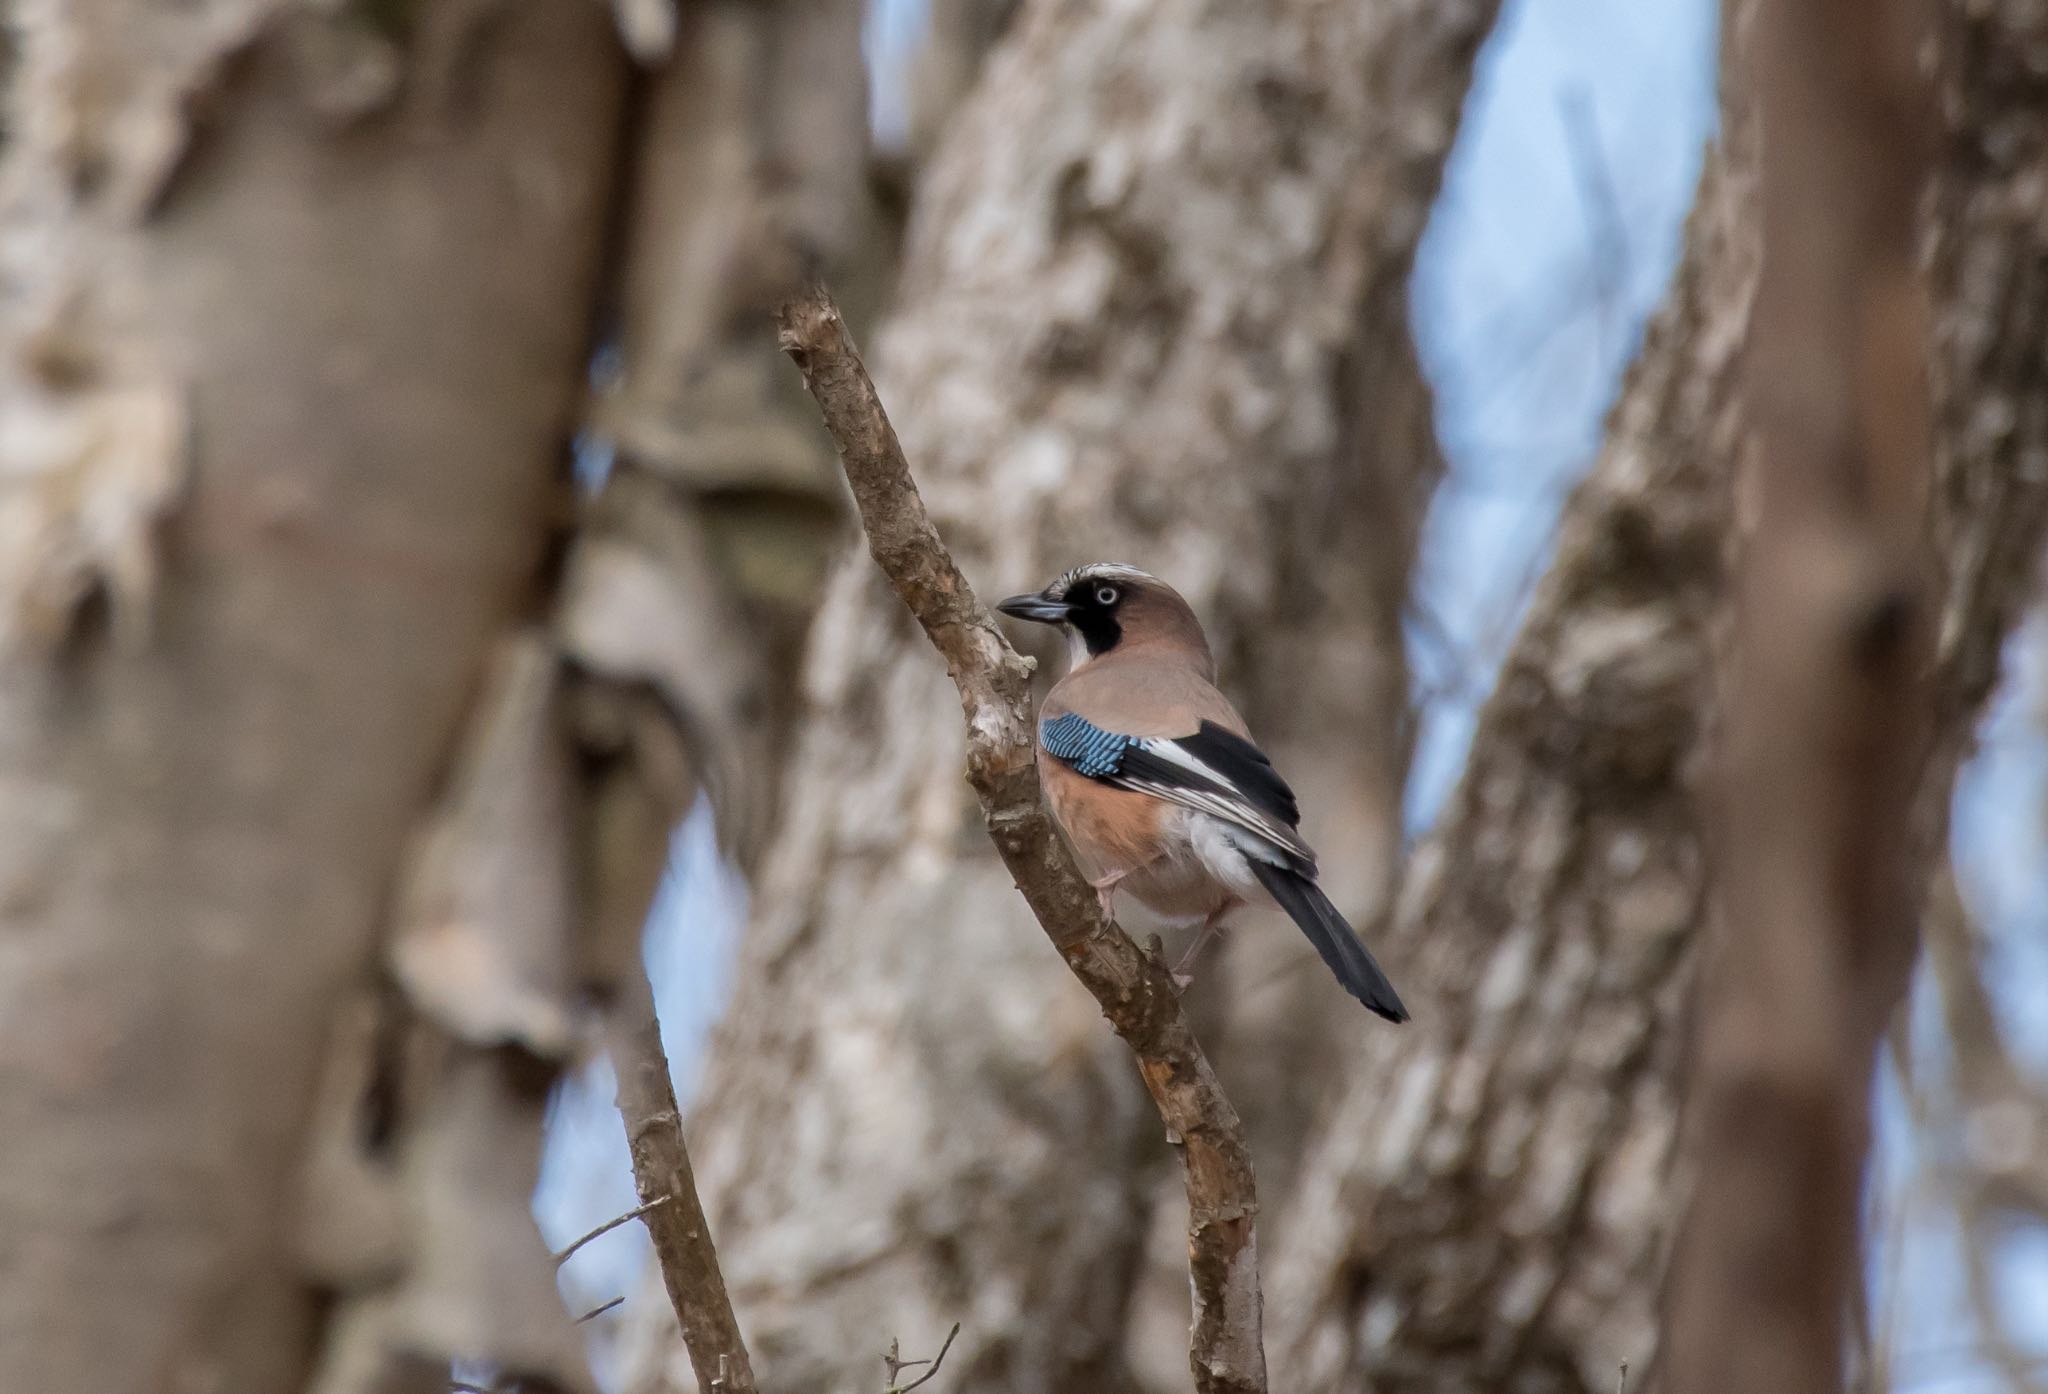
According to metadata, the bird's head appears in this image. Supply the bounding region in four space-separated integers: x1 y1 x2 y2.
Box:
997 563 1211 673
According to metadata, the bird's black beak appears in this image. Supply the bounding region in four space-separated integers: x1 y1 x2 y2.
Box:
996 592 1070 625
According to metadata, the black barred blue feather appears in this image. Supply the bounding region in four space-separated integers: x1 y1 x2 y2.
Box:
1040 713 1134 777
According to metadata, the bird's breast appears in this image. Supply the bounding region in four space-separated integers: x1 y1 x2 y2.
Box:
1040 751 1169 876
1040 755 1244 926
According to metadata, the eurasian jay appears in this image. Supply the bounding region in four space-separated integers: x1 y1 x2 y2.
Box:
997 563 1408 1022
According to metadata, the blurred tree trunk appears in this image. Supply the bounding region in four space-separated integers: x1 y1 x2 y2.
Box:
0 5 626 1391
575 0 877 864
619 0 1500 1389
1267 1 2048 1389
1663 0 1936 1386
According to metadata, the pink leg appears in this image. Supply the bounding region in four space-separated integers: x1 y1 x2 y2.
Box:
1088 869 1127 920
1171 907 1230 990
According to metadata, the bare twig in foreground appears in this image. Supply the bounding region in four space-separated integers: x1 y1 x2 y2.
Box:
611 966 758 1394
575 1296 627 1324
884 1323 962 1393
551 1195 670 1270
1661 0 1938 1390
777 283 1266 1394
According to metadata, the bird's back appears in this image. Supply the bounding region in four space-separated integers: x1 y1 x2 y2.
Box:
1043 650 1248 740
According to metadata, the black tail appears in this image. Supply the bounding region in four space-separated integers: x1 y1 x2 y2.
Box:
1249 861 1408 1023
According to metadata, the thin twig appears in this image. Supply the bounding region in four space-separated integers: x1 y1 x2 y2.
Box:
886 1323 962 1393
575 1295 627 1324
610 964 758 1394
551 1196 671 1270
777 282 1267 1394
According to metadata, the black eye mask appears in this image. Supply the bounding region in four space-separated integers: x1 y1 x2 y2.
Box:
1064 589 1122 655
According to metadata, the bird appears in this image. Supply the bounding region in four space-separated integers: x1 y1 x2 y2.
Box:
996 563 1408 1022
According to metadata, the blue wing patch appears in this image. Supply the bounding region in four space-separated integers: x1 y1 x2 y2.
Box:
1040 713 1133 778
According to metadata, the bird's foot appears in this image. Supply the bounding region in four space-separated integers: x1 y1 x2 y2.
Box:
1170 912 1228 990
1088 871 1126 921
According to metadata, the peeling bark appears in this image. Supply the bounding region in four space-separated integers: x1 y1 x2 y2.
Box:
307 636 597 1394
0 6 628 1390
581 0 876 862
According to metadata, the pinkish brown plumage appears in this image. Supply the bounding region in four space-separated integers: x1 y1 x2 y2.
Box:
998 565 1407 1021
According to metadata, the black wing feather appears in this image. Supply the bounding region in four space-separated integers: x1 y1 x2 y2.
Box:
1110 724 1312 869
1170 721 1300 829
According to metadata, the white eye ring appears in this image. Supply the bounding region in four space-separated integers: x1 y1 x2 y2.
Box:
1095 585 1118 606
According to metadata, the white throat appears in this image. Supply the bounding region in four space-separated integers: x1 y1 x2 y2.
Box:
1063 625 1098 673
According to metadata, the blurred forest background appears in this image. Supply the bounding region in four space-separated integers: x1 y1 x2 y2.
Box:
0 0 2045 1392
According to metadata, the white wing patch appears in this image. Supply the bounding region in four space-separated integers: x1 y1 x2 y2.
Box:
1124 736 1314 870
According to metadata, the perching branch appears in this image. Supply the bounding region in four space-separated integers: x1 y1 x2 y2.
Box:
611 965 758 1394
776 283 1267 1394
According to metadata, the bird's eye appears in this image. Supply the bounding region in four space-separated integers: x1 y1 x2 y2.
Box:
1095 585 1119 606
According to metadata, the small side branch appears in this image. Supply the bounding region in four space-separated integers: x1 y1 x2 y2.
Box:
575 1295 627 1324
777 284 1267 1394
551 1195 670 1270
884 1322 962 1393
610 966 758 1394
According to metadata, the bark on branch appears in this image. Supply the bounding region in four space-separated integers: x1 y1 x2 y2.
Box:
776 282 1267 1394
611 966 758 1394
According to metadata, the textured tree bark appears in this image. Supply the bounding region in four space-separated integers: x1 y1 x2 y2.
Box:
1268 131 1751 1394
1269 1 2048 1389
0 5 627 1391
619 0 1501 1388
1920 0 2048 843
614 966 761 1394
